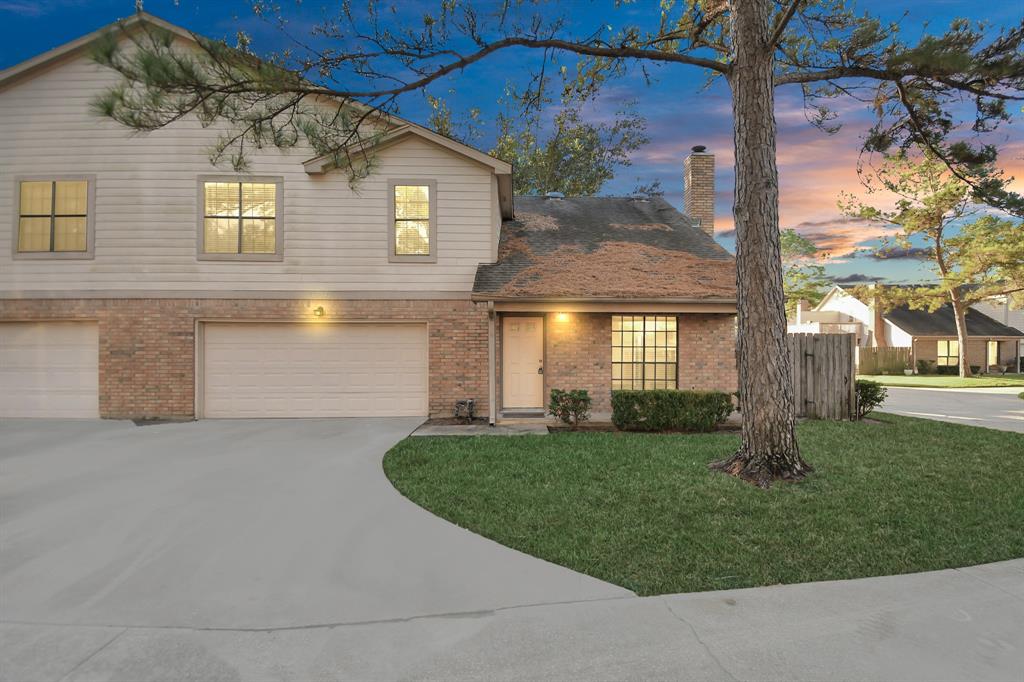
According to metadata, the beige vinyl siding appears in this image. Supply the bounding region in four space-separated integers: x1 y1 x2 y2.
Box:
0 52 495 295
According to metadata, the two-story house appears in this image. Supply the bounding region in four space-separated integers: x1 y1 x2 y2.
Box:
0 12 738 424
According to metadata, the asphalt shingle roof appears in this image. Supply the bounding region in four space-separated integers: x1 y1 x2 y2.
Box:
472 196 736 300
886 304 1023 337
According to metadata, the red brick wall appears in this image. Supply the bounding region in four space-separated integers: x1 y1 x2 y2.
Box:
678 314 738 392
497 311 738 416
0 298 489 419
545 313 613 414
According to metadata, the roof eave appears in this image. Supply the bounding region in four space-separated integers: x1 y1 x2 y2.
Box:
0 12 191 92
471 294 737 304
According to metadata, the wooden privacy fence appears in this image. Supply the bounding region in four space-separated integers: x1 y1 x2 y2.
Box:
856 346 912 375
788 333 856 420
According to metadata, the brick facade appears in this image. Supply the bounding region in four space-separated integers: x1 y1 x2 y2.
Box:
498 311 738 417
0 298 489 419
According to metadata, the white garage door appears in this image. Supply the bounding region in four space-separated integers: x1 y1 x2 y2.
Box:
202 322 429 418
0 322 100 418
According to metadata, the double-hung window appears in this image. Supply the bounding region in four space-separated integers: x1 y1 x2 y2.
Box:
936 339 959 366
388 180 436 262
611 315 678 390
15 178 94 258
199 178 282 260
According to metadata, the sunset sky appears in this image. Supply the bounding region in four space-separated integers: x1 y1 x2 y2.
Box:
2 0 1021 284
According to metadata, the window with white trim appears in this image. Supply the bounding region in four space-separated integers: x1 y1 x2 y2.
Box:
937 339 959 366
611 315 678 390
17 179 90 254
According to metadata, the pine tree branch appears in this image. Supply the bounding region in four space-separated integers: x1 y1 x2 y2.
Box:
769 0 802 51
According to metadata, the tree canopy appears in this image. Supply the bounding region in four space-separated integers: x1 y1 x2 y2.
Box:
781 229 830 316
841 151 1024 375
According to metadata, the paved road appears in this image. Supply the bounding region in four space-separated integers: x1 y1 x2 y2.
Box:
2 419 1022 681
881 386 1024 433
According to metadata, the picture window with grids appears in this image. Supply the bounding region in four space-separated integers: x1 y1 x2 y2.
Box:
200 179 281 259
936 339 959 367
388 180 437 262
611 315 678 390
17 179 91 255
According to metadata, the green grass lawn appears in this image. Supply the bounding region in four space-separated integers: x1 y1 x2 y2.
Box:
858 373 1024 388
384 414 1024 596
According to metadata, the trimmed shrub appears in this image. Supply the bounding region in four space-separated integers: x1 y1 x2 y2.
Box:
855 380 887 419
548 389 592 428
611 390 733 432
916 359 934 375
1018 392 1024 401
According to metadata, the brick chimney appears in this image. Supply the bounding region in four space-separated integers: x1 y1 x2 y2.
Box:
684 145 715 237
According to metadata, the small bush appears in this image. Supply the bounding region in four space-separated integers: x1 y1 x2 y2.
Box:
916 359 934 375
1018 391 1024 401
970 365 981 374
548 389 592 428
611 390 733 432
855 380 887 419
936 365 958 375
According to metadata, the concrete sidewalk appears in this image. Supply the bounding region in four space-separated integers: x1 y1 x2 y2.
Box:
3 559 1021 681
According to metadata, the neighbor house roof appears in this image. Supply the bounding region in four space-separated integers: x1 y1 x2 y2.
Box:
472 196 736 301
885 304 1024 338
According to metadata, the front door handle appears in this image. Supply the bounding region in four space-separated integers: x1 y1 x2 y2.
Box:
537 366 544 374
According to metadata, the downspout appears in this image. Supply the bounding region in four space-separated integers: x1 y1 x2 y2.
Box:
488 301 496 426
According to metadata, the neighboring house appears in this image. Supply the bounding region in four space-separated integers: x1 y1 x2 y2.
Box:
0 13 737 423
790 286 1023 372
972 294 1024 339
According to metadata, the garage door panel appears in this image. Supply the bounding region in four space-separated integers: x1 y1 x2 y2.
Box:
0 322 100 418
202 323 429 418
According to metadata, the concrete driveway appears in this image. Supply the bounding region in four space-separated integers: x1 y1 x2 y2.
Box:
881 386 1024 433
0 419 627 636
3 419 1022 681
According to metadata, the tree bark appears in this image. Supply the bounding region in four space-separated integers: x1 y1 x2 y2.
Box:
710 0 812 488
949 290 972 378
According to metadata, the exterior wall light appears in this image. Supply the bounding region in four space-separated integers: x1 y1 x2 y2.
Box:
312 305 325 317
556 313 570 323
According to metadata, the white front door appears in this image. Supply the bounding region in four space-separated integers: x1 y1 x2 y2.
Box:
502 316 544 409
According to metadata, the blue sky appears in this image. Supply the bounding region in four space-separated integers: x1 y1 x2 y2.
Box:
2 0 1021 284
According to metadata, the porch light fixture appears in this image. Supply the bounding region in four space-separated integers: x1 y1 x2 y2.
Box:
312 305 325 317
556 313 570 323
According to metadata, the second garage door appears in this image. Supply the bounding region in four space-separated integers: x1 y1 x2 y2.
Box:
201 322 428 418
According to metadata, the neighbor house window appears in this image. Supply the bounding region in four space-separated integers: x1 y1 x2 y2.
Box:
388 180 436 262
199 178 282 259
987 340 999 367
611 315 677 390
937 339 959 366
15 178 94 258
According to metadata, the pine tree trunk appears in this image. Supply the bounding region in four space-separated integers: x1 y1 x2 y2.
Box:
709 0 812 488
950 292 972 378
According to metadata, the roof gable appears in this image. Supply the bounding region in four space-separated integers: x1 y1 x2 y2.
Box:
0 11 513 213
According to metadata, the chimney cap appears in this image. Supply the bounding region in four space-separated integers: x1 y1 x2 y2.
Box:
690 145 708 154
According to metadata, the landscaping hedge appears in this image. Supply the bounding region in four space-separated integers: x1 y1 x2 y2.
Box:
611 390 733 432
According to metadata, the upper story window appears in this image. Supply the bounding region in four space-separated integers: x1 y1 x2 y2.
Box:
15 178 94 259
389 179 437 263
198 177 283 261
612 315 678 390
937 339 959 366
